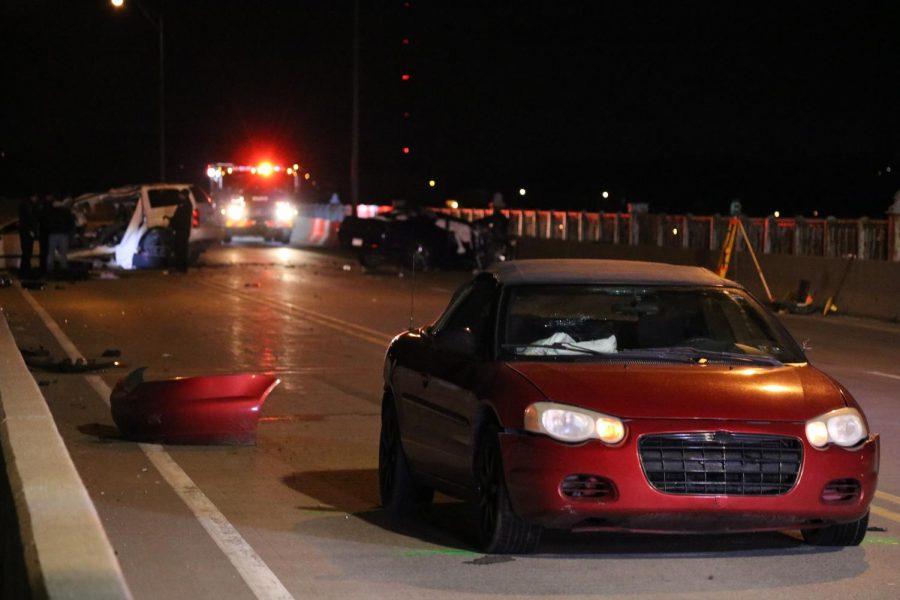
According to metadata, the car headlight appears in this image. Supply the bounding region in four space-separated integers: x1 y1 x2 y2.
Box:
226 197 246 221
274 201 297 223
524 402 625 444
805 407 867 448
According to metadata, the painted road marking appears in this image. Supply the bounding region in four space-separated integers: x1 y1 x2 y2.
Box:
876 490 900 506
19 288 295 600
198 279 393 346
867 370 900 382
871 504 900 524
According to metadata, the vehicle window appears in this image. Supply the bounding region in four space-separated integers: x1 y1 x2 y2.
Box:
190 186 212 205
148 188 191 208
500 285 804 363
436 281 496 346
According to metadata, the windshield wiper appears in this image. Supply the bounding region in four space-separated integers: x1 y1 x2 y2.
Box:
632 346 783 366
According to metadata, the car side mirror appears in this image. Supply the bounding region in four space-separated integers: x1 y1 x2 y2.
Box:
437 328 478 356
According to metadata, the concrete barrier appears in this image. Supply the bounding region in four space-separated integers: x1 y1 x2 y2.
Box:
0 312 131 599
515 237 900 322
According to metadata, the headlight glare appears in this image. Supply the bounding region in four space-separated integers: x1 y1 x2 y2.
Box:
274 200 296 223
524 402 625 444
805 408 867 448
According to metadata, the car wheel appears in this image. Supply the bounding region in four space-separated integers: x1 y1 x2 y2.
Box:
359 251 383 270
801 512 868 546
475 424 542 554
379 393 433 519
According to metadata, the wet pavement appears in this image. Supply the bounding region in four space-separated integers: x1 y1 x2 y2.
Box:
1 242 899 599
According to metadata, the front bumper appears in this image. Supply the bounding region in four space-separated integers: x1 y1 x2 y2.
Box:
499 419 879 532
225 219 292 236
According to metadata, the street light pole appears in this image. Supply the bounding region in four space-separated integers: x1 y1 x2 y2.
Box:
112 0 165 181
158 15 165 181
350 0 360 213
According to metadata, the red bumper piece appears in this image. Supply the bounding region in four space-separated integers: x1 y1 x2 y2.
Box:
110 368 279 445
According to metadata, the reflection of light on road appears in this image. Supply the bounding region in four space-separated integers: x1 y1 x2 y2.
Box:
274 247 294 264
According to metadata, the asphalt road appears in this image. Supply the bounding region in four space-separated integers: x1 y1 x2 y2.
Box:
2 242 899 599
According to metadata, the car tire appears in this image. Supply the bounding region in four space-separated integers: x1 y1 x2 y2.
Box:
379 393 433 520
801 512 868 546
475 424 542 554
359 251 383 270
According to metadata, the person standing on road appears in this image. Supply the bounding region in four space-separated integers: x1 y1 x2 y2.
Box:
17 195 39 277
167 196 193 273
44 198 75 276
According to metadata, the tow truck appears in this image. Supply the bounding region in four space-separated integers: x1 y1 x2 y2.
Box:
207 161 301 243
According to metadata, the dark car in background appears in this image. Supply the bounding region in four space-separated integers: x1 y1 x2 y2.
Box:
339 210 508 270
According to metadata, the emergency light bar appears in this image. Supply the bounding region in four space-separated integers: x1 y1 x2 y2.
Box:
206 162 302 179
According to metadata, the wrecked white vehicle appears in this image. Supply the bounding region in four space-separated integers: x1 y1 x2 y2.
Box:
0 184 225 271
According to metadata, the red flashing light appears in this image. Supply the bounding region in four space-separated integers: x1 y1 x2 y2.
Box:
402 146 410 154
401 73 411 81
402 38 410 45
403 111 411 118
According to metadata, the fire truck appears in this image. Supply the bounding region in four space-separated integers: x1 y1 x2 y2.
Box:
206 161 301 243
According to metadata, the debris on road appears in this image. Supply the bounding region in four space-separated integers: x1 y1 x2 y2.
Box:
0 276 12 288
342 264 352 271
245 282 261 288
102 348 122 357
20 345 121 373
21 280 45 290
110 368 280 445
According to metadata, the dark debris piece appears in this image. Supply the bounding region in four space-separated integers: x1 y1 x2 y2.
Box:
21 280 45 290
0 276 12 288
19 345 51 358
101 348 122 357
24 355 120 373
867 526 887 532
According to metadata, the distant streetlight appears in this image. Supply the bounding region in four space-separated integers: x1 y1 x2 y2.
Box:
518 188 527 196
672 228 678 235
428 179 436 188
602 190 609 199
774 210 781 218
111 0 166 181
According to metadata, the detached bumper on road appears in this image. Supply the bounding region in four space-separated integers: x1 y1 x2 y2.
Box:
499 419 879 532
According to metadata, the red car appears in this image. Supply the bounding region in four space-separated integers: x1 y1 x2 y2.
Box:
379 259 879 553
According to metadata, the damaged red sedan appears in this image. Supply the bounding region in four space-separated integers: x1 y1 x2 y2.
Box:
379 259 879 553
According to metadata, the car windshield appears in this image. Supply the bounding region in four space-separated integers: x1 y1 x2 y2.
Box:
500 285 804 364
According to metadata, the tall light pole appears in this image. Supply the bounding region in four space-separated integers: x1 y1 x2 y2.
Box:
111 0 166 182
350 0 360 213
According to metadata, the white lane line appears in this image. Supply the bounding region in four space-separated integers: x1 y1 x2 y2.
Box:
19 288 295 600
867 370 900 381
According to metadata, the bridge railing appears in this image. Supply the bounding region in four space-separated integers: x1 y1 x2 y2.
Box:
434 207 899 262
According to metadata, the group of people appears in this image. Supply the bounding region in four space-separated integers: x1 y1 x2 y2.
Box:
17 194 76 279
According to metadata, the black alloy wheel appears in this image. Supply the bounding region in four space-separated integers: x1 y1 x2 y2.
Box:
475 425 542 554
801 511 869 546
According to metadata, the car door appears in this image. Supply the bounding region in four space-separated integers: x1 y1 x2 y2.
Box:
417 277 499 484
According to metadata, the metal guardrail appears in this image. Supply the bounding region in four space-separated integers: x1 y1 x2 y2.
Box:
433 208 900 262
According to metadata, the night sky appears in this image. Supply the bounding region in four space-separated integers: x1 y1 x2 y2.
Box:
3 1 900 217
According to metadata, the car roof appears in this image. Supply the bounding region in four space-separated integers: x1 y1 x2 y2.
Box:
489 259 739 287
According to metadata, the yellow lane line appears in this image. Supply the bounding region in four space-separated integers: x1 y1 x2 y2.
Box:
871 504 900 523
197 280 392 347
876 490 900 506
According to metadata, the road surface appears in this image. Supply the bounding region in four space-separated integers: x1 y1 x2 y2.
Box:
1 242 898 599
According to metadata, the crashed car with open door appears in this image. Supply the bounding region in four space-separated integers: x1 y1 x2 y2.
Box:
67 184 224 269
339 210 505 270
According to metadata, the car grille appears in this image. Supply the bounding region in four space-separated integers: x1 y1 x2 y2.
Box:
638 433 802 496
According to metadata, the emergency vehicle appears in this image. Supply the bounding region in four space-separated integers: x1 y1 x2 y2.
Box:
207 161 301 243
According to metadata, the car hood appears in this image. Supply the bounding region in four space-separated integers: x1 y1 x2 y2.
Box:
505 362 845 422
